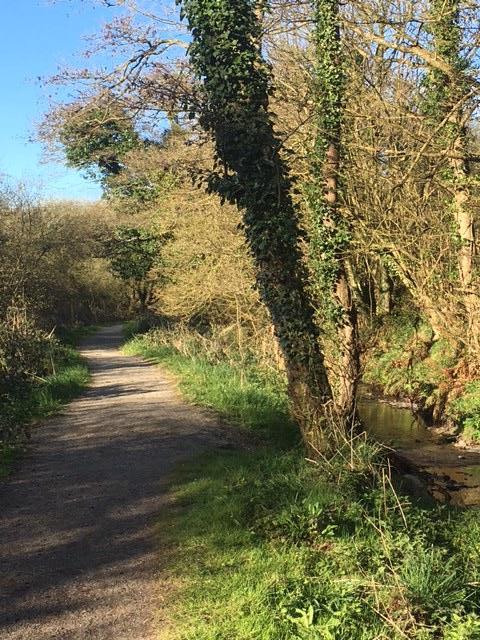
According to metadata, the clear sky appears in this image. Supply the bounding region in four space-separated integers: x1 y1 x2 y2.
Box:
0 0 120 201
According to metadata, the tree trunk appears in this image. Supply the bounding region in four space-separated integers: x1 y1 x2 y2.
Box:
181 0 337 451
242 197 336 452
450 126 478 347
375 259 393 318
311 0 360 424
335 267 359 420
325 142 359 422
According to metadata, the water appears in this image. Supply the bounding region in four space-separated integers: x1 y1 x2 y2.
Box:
358 398 431 448
357 396 480 507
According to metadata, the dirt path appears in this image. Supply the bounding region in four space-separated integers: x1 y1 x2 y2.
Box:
0 325 226 639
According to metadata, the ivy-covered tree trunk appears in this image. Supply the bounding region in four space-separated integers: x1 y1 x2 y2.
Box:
178 0 336 450
426 0 479 351
309 0 360 422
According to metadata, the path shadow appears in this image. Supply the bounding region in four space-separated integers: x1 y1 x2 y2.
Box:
0 325 225 639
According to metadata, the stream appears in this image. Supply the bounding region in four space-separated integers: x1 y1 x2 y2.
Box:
358 397 480 507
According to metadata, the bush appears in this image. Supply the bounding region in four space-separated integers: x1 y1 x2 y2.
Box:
0 316 56 443
0 317 57 391
0 314 89 457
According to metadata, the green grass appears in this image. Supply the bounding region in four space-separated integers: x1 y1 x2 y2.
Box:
159 452 480 640
27 348 90 415
125 330 480 640
0 346 90 476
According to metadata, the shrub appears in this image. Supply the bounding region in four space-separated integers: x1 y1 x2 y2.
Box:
0 317 57 391
0 313 63 447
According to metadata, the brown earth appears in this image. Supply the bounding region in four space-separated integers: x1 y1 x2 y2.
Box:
0 325 229 639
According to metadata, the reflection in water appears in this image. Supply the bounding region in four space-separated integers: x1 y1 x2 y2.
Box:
358 399 430 448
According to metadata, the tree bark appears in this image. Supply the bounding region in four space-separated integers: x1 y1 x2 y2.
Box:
449 126 478 347
311 1 360 424
241 185 336 452
324 142 360 422
375 259 393 318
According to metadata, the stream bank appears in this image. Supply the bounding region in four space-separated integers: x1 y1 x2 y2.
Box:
358 396 480 507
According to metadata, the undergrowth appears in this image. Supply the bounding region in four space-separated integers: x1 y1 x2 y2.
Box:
125 325 480 639
0 344 90 476
448 381 480 444
363 314 455 406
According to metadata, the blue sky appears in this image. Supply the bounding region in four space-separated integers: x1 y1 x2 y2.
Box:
0 0 121 201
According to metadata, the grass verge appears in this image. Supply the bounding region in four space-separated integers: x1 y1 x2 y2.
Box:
125 329 480 640
0 345 90 477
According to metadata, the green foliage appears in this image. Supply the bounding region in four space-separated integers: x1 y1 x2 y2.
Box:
104 226 172 313
364 313 480 437
60 103 139 181
210 458 477 639
26 349 89 417
448 381 480 442
399 547 466 620
107 167 178 210
422 0 467 123
122 314 164 340
105 226 163 284
307 0 351 325
443 615 480 639
0 303 91 468
363 314 455 406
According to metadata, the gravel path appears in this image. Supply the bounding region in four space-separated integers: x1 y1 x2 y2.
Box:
0 325 226 639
